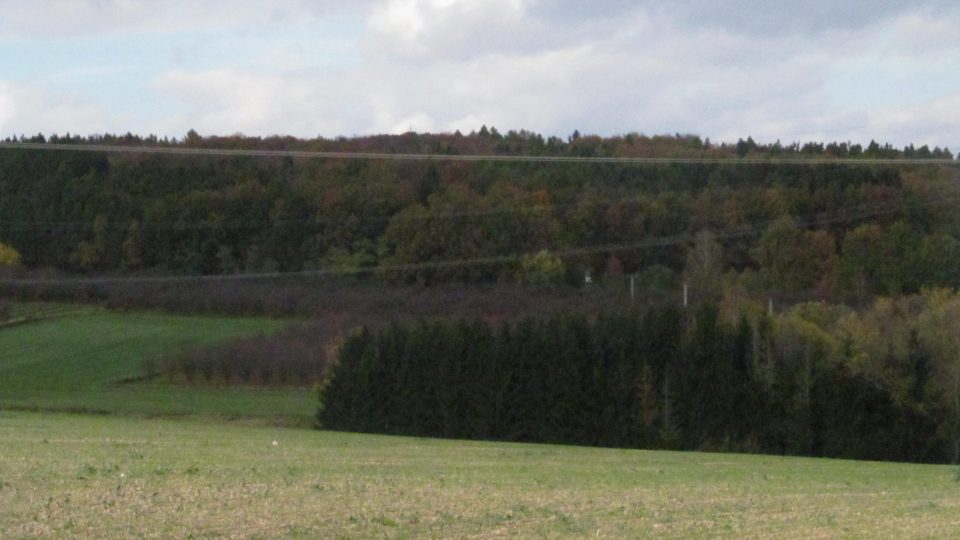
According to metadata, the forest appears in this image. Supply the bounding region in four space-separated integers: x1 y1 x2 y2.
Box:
0 130 956 303
319 304 949 463
2 129 960 462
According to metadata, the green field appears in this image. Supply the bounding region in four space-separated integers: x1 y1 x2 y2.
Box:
1 411 958 538
3 303 960 538
0 306 314 425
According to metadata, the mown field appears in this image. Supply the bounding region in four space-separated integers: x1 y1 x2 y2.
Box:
1 411 959 538
0 304 313 425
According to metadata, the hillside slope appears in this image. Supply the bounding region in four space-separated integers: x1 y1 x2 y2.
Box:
0 308 311 423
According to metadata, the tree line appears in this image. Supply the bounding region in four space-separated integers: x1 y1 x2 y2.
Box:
319 296 959 463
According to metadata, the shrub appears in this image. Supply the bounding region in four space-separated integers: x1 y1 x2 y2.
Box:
0 243 21 268
519 250 565 285
150 323 335 387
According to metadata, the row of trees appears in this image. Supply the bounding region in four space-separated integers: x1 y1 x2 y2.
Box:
10 130 953 160
319 295 959 463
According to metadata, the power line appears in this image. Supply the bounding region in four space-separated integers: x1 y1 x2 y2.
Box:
0 141 957 166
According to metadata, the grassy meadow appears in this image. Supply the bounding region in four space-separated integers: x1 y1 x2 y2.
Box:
0 304 313 425
2 410 959 538
3 301 960 538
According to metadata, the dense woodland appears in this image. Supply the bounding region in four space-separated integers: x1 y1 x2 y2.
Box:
0 130 957 304
319 304 953 463
2 130 960 462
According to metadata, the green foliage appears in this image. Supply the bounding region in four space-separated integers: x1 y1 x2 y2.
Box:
1 133 957 305
754 217 838 294
840 224 884 301
683 230 723 304
518 249 566 285
0 242 21 267
319 304 947 462
121 220 144 270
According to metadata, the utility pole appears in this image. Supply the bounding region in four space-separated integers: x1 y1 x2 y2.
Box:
630 274 635 302
683 283 688 308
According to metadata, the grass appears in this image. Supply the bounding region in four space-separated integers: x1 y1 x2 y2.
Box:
0 305 314 425
3 301 960 537
1 410 959 538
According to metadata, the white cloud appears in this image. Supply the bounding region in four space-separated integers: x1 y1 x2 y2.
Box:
135 1 960 149
368 0 429 44
151 68 347 137
0 0 365 39
366 0 537 60
0 80 116 136
864 92 960 148
0 82 14 129
883 10 960 57
668 0 934 35
388 113 437 134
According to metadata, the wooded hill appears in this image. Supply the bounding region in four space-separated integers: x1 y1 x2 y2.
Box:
0 130 957 307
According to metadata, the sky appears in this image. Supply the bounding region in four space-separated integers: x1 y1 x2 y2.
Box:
0 0 958 148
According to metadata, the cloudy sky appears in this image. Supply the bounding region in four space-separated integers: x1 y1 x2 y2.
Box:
1 0 958 147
